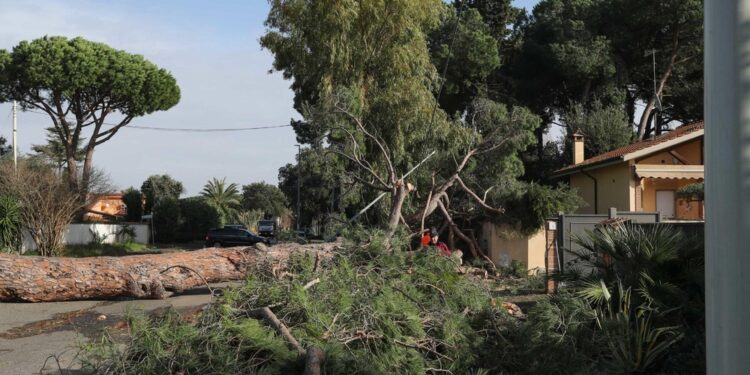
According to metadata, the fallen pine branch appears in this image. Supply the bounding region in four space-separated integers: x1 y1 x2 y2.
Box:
303 278 321 290
250 306 305 355
303 347 326 375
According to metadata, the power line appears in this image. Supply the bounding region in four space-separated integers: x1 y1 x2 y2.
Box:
123 124 292 132
22 109 292 132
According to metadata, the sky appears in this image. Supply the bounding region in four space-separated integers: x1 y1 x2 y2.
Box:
0 0 540 196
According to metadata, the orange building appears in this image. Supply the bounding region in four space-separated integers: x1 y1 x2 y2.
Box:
83 193 127 222
553 122 704 221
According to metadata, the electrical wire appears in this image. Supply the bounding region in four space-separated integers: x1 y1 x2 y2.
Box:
123 124 291 132
22 108 292 132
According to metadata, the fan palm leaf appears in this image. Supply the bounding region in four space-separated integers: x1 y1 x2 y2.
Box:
201 177 241 226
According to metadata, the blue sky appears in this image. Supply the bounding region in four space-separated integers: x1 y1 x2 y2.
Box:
0 0 540 196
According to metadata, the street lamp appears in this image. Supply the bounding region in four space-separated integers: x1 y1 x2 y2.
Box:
295 144 301 232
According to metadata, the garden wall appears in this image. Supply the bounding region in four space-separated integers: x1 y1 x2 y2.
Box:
22 223 150 251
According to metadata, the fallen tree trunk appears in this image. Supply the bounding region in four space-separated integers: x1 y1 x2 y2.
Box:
0 241 340 302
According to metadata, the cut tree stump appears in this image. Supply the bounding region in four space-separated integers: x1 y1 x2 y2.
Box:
0 241 340 302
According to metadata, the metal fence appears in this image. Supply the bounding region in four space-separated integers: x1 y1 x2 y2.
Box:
555 208 661 273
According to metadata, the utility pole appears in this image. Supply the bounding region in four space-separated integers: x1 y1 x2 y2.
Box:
706 0 750 373
295 144 301 232
644 49 662 135
12 100 17 170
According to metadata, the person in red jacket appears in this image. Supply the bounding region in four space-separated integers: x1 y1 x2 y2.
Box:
420 229 431 248
428 227 451 256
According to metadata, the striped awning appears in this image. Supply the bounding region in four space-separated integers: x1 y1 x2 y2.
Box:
634 164 704 180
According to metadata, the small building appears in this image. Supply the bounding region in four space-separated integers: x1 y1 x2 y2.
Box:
479 223 547 275
552 122 704 220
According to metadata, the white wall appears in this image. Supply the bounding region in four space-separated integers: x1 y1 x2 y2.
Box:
22 223 150 251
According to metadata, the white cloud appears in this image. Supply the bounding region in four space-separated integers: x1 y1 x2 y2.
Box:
0 0 300 196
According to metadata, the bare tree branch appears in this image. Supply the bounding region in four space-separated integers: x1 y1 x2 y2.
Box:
333 103 396 181
456 177 505 215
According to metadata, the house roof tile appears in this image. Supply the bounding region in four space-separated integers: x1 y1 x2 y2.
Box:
554 122 704 175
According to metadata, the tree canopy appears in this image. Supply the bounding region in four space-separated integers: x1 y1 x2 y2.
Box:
502 0 703 139
562 100 633 159
141 174 184 214
263 1 572 251
241 182 289 218
121 188 144 222
0 36 180 197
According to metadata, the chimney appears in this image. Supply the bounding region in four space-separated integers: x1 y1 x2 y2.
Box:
573 130 585 164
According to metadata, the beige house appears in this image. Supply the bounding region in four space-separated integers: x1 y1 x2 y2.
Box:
553 122 704 220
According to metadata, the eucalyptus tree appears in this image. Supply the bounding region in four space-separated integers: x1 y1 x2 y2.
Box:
0 36 180 198
263 1 569 250
263 0 460 239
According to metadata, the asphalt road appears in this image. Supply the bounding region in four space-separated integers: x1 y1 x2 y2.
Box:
0 283 234 375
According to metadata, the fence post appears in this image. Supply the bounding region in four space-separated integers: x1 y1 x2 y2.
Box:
608 207 617 219
545 219 559 294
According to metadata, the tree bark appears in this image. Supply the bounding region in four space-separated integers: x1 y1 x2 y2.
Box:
65 152 79 193
0 242 339 303
436 200 480 258
385 183 408 241
303 347 326 375
80 146 96 199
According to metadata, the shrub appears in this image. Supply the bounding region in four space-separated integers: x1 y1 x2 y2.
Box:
676 182 704 201
153 198 180 243
116 224 137 244
178 197 221 241
88 228 110 246
0 194 22 253
0 160 79 256
121 188 143 221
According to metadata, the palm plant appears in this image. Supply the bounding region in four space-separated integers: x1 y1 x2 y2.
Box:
562 223 704 373
0 194 22 253
201 178 241 226
567 224 703 315
582 279 684 373
235 209 264 233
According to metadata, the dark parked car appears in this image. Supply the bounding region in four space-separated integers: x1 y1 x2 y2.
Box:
205 227 270 247
223 224 247 230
